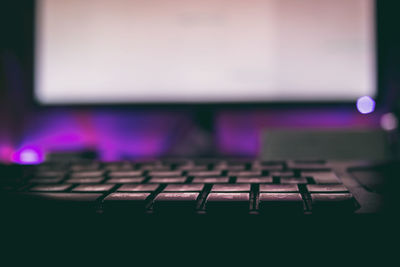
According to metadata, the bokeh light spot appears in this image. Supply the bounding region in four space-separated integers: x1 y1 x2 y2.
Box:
380 113 398 131
356 96 375 114
13 147 44 164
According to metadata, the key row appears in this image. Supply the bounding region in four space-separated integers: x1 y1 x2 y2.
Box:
102 191 356 214
28 176 340 185
19 191 355 214
28 183 349 193
32 170 340 184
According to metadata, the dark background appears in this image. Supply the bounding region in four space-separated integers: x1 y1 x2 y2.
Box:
1 0 400 162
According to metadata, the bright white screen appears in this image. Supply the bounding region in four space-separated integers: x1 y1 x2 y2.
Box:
35 0 376 104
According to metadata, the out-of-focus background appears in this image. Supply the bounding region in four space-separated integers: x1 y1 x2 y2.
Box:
1 0 400 164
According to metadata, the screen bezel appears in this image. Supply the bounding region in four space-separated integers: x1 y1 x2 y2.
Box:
30 0 382 109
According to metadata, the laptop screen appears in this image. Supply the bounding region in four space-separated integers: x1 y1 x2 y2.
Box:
35 0 376 104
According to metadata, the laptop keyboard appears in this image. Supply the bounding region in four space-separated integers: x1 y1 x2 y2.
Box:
1 159 359 215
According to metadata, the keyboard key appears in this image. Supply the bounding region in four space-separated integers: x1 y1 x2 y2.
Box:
30 184 72 192
106 177 145 183
176 165 208 171
280 177 308 184
164 184 204 192
109 171 143 177
311 193 356 213
253 161 284 166
34 171 66 178
138 161 169 170
227 159 251 164
259 184 299 192
148 177 187 183
29 178 64 184
21 192 102 202
140 165 171 171
104 192 150 201
192 177 230 183
70 171 104 178
36 163 68 172
211 184 251 192
71 163 101 171
251 162 283 171
236 177 273 183
217 160 248 169
307 184 349 193
72 184 115 192
103 162 134 171
103 192 150 212
136 160 162 167
259 193 304 214
66 177 104 184
228 171 262 177
187 171 222 177
117 184 159 192
214 164 246 171
302 171 340 184
206 193 249 213
148 171 182 177
270 171 295 177
153 192 199 212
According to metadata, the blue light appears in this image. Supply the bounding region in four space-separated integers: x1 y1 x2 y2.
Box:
13 147 44 164
356 96 375 114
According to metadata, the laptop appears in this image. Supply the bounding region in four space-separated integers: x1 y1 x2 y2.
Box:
1 0 398 225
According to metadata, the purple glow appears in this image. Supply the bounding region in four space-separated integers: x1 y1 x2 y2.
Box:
10 108 382 161
217 108 381 156
13 147 44 164
15 110 185 161
356 96 375 114
0 145 14 163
